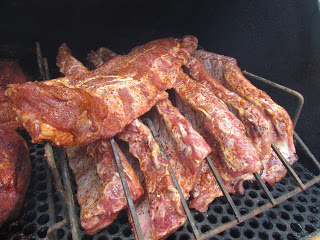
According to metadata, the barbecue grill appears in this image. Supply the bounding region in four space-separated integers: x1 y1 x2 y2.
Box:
0 0 319 239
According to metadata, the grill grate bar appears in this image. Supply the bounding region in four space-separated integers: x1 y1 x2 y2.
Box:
200 174 320 240
205 155 243 222
294 131 320 172
143 118 202 240
253 172 276 204
110 138 144 240
242 71 304 128
182 113 243 222
271 143 306 189
58 147 81 240
33 43 320 240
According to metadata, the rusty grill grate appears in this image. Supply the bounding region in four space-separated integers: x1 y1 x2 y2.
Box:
0 43 319 240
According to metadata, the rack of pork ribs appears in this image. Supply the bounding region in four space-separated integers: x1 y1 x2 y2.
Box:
5 36 320 240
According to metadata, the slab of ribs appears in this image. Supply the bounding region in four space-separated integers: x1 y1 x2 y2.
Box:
4 36 297 239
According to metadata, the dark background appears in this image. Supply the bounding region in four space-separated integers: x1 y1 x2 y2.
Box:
1 0 319 161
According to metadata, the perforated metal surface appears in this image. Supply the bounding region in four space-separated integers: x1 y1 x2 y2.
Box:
1 132 319 240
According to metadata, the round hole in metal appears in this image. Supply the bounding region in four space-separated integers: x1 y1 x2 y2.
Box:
258 231 269 240
290 222 302 233
249 219 259 229
262 220 273 230
230 228 240 238
244 229 255 239
207 214 217 224
37 214 50 225
276 222 287 231
194 213 204 222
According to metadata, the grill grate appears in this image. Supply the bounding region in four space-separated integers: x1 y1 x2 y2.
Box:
0 43 319 240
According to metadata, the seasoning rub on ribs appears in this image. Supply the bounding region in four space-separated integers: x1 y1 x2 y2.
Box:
5 36 198 146
194 50 297 165
185 56 287 186
118 119 187 240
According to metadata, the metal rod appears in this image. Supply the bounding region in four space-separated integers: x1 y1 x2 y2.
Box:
44 152 58 240
242 71 304 128
271 143 306 189
59 148 81 240
110 138 144 240
46 219 68 240
182 113 243 222
45 143 69 219
36 42 46 81
253 172 276 205
143 118 202 240
200 175 320 240
205 155 243 222
294 131 320 172
44 57 51 80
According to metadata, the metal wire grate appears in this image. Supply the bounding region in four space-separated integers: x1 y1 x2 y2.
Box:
0 43 319 240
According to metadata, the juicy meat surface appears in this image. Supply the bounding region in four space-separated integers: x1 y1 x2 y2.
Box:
87 46 211 200
118 119 186 240
185 56 287 185
194 50 297 165
0 60 27 130
58 50 144 235
185 57 271 160
56 43 88 76
65 140 144 235
0 127 31 227
0 60 28 86
6 36 198 146
87 47 117 70
174 72 262 178
174 94 254 212
150 99 211 200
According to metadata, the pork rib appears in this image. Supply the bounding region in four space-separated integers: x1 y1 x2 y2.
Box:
58 50 144 235
65 140 144 235
150 99 211 200
86 47 192 238
118 119 186 240
174 73 262 178
87 46 211 200
185 57 287 186
174 93 254 212
194 50 297 165
6 36 198 146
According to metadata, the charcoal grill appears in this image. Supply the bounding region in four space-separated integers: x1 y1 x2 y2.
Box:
0 1 319 239
0 39 319 240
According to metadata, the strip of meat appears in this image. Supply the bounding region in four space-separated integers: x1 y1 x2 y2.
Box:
65 140 144 235
185 57 271 160
86 50 190 238
87 47 211 200
86 48 117 70
58 50 144 235
174 93 253 212
118 119 186 240
6 36 198 146
174 72 261 177
0 60 27 130
194 50 297 165
150 99 211 200
56 43 88 76
185 57 287 185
